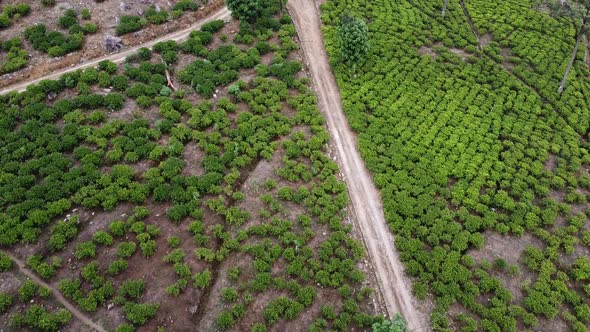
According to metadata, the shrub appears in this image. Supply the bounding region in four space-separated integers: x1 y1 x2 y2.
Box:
221 287 239 302
81 9 91 20
0 252 13 271
59 10 78 29
116 16 145 35
41 0 57 7
110 220 127 237
118 279 145 300
216 310 234 330
74 241 97 259
122 302 159 325
201 20 225 33
193 269 211 288
226 0 261 22
19 279 38 302
108 259 128 276
93 230 114 246
0 293 13 313
9 305 71 331
372 315 409 332
173 0 199 11
118 241 137 258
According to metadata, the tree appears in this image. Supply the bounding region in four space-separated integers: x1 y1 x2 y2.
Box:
336 16 369 66
225 0 261 22
539 0 590 94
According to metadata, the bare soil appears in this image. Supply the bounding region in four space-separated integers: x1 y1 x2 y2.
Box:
467 232 543 303
418 45 438 59
480 33 493 48
287 0 432 330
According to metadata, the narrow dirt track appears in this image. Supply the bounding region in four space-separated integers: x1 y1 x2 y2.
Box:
287 1 430 331
0 7 232 96
1 250 107 332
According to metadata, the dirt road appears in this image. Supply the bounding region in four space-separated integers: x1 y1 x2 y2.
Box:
1 250 107 332
0 7 232 96
287 1 430 330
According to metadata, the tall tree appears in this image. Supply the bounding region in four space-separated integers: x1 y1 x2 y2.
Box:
336 15 369 67
539 0 590 94
225 0 262 22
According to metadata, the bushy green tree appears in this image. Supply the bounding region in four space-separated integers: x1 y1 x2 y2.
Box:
225 0 261 22
336 15 369 66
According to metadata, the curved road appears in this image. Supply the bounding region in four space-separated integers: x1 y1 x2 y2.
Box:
0 7 231 95
287 0 430 331
1 250 107 332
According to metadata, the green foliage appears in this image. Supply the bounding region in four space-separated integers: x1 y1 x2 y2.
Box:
372 314 409 332
116 16 146 35
108 259 129 276
217 310 235 329
336 16 368 65
0 38 29 74
118 241 137 258
93 230 113 246
74 241 97 260
0 292 13 313
222 287 239 302
9 305 71 331
0 3 30 28
123 302 159 325
193 269 212 288
117 279 145 302
81 8 91 20
0 252 13 271
226 0 262 22
201 19 226 33
19 279 38 302
41 0 57 6
0 13 376 332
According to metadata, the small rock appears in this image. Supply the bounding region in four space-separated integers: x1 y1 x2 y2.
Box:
107 303 114 310
104 35 123 52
